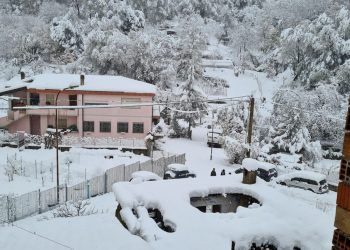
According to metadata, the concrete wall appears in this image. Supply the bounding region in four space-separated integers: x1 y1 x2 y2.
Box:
8 116 30 133
191 194 240 213
79 94 153 139
190 194 260 213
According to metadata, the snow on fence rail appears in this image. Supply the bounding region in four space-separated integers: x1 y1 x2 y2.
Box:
62 136 146 148
0 153 186 223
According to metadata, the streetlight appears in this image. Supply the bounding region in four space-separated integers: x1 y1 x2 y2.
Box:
55 84 79 204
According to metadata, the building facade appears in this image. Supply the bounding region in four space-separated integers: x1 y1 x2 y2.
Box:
0 74 158 139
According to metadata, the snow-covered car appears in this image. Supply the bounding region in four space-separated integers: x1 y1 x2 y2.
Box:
164 164 196 179
129 171 162 184
207 128 224 147
276 171 329 194
234 161 277 182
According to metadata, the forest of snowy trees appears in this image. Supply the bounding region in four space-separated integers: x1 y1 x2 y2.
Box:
0 0 349 166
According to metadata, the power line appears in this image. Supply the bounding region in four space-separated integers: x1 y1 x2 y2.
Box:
12 96 251 111
12 223 75 250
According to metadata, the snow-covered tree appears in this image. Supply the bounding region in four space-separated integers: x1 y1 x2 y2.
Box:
176 72 208 139
218 102 248 163
50 9 84 53
217 102 247 136
176 14 206 81
224 133 248 164
280 8 350 90
267 90 309 154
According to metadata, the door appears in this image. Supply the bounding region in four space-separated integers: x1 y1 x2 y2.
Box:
30 115 41 135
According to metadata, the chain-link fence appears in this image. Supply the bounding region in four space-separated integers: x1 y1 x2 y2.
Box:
0 153 186 224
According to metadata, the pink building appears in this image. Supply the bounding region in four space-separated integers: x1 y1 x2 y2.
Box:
0 74 159 139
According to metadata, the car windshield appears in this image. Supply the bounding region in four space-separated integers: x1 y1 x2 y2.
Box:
319 179 327 185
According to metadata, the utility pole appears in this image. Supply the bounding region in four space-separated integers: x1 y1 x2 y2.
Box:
246 96 255 158
210 110 214 160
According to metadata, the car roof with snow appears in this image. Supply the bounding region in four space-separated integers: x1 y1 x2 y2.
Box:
131 171 161 180
166 163 189 171
242 158 276 171
278 171 326 182
113 175 332 249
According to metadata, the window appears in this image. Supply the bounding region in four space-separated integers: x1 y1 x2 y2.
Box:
57 118 67 129
84 102 108 106
121 98 141 109
132 122 144 133
100 121 111 132
320 180 327 185
69 95 77 106
83 121 94 132
117 122 129 133
30 93 40 105
212 205 221 213
307 179 318 185
46 94 55 105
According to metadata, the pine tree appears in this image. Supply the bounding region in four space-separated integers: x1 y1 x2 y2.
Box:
176 67 208 139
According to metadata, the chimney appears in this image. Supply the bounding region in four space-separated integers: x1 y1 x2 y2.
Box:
80 74 85 86
20 72 25 80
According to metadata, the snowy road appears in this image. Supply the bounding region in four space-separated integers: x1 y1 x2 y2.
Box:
163 126 239 177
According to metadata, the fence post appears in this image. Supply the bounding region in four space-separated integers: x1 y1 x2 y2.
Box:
38 189 41 214
87 180 90 199
65 183 68 202
123 165 126 182
6 195 9 223
138 161 141 171
104 172 108 194
152 159 154 173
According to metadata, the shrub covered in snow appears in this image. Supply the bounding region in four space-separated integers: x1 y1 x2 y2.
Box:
224 134 248 164
52 200 97 218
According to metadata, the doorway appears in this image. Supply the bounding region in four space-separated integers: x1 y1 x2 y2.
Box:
30 115 41 135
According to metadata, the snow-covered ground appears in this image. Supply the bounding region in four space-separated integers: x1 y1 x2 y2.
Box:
0 193 151 250
205 68 281 100
0 147 149 195
114 174 336 249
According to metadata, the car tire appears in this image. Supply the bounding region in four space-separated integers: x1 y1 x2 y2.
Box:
279 182 286 186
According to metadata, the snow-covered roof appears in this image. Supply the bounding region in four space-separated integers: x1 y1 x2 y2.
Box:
242 158 276 172
19 74 156 94
0 83 27 96
166 163 189 171
278 171 326 183
112 175 332 249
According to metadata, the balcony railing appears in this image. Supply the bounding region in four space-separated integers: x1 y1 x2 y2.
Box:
27 109 78 116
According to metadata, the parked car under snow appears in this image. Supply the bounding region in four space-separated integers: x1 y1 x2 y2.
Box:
164 164 196 179
129 171 162 184
276 171 329 194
